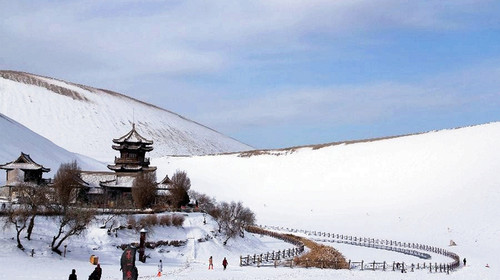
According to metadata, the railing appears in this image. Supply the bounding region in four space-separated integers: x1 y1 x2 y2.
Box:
240 226 305 267
114 157 150 165
260 225 460 274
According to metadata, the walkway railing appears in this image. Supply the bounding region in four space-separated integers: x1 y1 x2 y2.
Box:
240 226 305 267
259 225 460 274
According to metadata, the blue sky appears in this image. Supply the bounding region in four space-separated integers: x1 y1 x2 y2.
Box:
1 0 500 149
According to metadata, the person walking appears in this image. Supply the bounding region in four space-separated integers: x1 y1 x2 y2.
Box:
208 256 214 270
463 258 467 266
89 264 102 280
222 257 228 270
68 269 77 280
157 260 163 277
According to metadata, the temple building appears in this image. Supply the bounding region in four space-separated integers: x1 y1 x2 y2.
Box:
0 124 171 207
81 124 170 206
0 152 51 200
107 123 157 173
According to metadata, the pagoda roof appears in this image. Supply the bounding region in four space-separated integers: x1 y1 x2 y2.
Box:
158 174 172 185
112 144 153 151
0 152 50 172
107 164 157 172
113 124 153 145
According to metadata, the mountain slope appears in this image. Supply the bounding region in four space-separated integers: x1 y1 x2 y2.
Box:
0 113 107 183
155 122 500 277
0 71 252 162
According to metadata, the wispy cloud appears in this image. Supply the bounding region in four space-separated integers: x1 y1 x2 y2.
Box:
1 1 499 148
2 0 498 80
198 62 500 131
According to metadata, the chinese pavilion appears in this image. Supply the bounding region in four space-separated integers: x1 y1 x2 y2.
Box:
107 123 157 173
0 152 51 200
97 124 158 204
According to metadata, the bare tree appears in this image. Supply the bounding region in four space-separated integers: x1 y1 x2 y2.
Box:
131 172 157 209
51 207 95 255
15 184 51 240
2 183 51 249
188 190 216 212
213 201 256 245
3 204 29 250
52 161 84 209
170 170 191 209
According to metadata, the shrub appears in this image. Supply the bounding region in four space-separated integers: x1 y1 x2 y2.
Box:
144 214 158 226
127 216 136 229
171 214 185 227
159 215 172 226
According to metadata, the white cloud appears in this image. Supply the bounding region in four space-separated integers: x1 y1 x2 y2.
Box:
196 61 500 131
2 0 497 81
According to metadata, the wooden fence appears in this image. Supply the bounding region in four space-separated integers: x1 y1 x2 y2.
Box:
260 225 460 274
240 226 305 267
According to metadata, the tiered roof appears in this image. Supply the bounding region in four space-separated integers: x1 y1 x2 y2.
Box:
0 152 50 172
112 123 153 151
107 124 157 173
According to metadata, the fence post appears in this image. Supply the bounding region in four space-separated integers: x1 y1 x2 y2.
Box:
383 261 386 271
393 261 395 271
348 260 351 270
361 260 364 271
372 261 376 271
240 256 242 266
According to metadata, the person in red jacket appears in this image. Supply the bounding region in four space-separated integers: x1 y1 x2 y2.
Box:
222 257 228 270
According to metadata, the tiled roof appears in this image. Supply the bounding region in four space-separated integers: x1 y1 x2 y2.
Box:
0 152 50 172
112 124 153 145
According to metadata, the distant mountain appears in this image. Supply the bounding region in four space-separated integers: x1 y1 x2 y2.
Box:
0 113 107 184
0 71 252 162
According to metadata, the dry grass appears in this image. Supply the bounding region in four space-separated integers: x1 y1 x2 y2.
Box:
293 236 349 269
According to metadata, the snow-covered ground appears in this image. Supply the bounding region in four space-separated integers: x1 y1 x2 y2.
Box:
152 122 500 279
0 212 492 280
2 119 499 279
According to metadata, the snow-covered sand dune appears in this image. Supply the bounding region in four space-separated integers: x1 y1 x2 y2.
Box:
0 71 252 161
0 113 106 182
155 122 500 279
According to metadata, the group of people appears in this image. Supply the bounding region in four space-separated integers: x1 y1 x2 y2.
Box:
208 256 229 270
67 264 102 280
69 255 232 279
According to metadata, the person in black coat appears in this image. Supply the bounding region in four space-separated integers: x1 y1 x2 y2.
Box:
89 264 102 280
68 269 77 280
